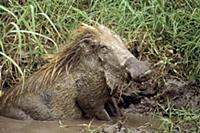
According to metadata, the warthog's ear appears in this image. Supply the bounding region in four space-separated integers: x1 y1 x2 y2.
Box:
75 36 98 52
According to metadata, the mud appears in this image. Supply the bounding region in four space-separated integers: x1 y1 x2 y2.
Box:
0 116 88 133
117 75 200 132
123 77 200 113
0 113 160 133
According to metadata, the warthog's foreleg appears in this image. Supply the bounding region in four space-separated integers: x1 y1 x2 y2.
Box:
0 106 31 120
16 94 55 120
76 97 111 121
105 97 122 117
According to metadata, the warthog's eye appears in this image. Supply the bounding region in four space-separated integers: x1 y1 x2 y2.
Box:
99 45 109 54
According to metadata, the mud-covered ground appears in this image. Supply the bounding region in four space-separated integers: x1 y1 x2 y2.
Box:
100 76 200 133
121 77 200 132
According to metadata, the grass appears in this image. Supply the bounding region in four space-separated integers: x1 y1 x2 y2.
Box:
0 0 200 132
158 102 200 132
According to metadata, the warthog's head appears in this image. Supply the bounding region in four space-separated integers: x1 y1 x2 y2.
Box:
77 23 151 82
35 23 151 93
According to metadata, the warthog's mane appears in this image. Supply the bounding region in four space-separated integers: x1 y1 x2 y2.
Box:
1 24 105 104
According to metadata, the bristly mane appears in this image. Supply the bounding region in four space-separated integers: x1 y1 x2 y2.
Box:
27 25 101 91
1 24 102 104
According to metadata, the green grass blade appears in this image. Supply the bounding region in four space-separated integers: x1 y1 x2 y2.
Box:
30 5 36 32
0 39 5 53
0 52 24 79
0 5 18 21
9 30 58 51
38 12 61 38
9 22 22 58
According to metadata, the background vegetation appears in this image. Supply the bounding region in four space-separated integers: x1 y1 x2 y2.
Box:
0 0 200 132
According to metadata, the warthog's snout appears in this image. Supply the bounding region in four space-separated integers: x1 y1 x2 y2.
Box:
124 57 151 80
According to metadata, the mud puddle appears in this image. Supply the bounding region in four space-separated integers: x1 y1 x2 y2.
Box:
0 113 160 133
0 116 97 133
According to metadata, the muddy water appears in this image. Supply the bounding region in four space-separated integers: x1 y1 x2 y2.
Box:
124 113 160 128
0 116 92 133
0 113 160 133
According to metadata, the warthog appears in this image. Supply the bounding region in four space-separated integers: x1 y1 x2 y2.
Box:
0 23 150 121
